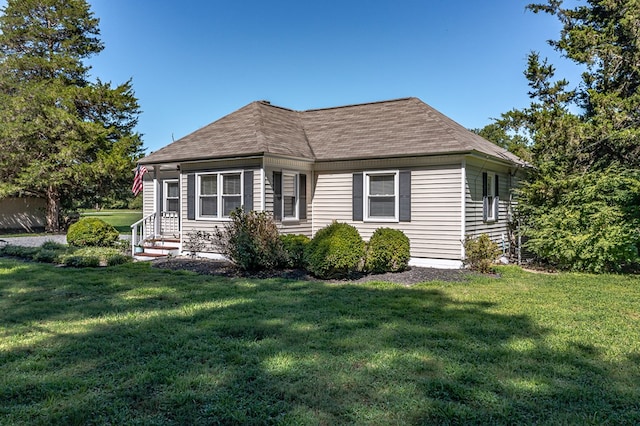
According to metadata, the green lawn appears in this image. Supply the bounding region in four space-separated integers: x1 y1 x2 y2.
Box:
80 209 142 233
0 261 638 425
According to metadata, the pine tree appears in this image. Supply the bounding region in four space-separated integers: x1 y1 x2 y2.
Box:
0 0 143 231
497 0 640 272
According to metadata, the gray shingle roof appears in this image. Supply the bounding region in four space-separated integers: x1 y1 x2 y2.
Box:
140 97 524 165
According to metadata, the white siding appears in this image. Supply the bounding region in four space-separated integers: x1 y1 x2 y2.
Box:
464 162 513 250
264 159 313 237
312 164 463 261
142 177 154 217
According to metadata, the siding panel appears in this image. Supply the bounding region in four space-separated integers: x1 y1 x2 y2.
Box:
312 165 463 260
465 163 512 248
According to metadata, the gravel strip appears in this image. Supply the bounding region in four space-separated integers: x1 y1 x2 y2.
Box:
0 235 68 247
153 257 473 285
0 234 130 247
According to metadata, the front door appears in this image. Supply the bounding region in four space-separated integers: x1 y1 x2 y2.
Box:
161 179 180 235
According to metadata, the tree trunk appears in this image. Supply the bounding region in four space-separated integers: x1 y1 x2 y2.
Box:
45 186 61 233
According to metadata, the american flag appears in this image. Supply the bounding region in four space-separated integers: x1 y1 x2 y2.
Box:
131 164 147 196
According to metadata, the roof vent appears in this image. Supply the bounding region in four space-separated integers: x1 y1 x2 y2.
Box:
260 100 271 105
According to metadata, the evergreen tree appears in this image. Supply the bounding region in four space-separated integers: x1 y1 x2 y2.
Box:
489 0 640 272
0 0 143 231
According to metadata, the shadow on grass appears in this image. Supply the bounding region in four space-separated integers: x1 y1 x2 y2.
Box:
0 260 639 424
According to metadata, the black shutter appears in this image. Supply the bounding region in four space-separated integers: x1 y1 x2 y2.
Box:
482 172 488 222
187 174 195 220
243 170 254 211
494 174 500 221
353 173 363 221
299 174 307 220
399 171 411 222
273 171 282 221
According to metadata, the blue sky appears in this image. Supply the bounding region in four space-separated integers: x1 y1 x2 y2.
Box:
82 1 581 154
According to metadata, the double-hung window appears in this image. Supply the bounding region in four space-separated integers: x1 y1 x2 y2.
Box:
199 174 218 218
282 172 299 221
164 180 179 212
365 171 398 221
483 172 499 222
221 173 242 216
273 171 307 222
197 171 242 219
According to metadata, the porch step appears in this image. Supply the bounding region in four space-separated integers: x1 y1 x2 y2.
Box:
133 236 181 261
134 252 169 260
146 237 180 248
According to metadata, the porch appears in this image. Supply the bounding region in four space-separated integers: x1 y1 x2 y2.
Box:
131 211 180 259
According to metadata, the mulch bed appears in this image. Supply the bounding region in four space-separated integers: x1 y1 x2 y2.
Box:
152 257 474 285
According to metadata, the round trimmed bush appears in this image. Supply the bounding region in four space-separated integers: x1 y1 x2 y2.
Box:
280 234 310 268
365 228 410 273
66 217 119 247
304 222 365 279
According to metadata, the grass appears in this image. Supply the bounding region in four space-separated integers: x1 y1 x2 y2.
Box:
80 209 142 233
0 262 638 425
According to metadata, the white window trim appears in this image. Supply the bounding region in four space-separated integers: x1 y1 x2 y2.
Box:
282 170 299 222
163 179 179 212
364 170 399 222
195 170 243 220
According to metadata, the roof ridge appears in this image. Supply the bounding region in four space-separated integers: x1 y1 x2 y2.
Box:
296 110 317 160
303 97 417 113
253 101 269 153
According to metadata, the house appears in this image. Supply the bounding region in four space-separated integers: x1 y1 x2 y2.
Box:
135 97 526 268
0 196 46 232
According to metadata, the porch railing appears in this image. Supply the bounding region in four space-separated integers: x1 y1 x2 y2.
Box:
161 211 180 236
130 211 181 256
131 212 156 255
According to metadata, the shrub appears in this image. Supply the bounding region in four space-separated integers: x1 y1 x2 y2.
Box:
33 248 62 263
520 167 640 273
304 222 365 279
280 234 310 268
0 244 39 259
184 230 213 258
213 209 286 271
67 217 119 247
365 228 410 273
59 246 130 267
464 234 500 273
62 254 101 267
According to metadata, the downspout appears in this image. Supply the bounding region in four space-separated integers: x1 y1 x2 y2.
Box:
460 158 466 262
260 163 265 212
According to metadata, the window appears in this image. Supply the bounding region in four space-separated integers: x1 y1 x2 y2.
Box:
273 171 306 222
282 172 298 220
196 172 242 219
483 172 499 222
222 173 242 216
164 180 179 212
365 171 398 221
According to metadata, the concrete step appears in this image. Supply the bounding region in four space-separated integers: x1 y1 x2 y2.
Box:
143 246 180 255
133 252 171 261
